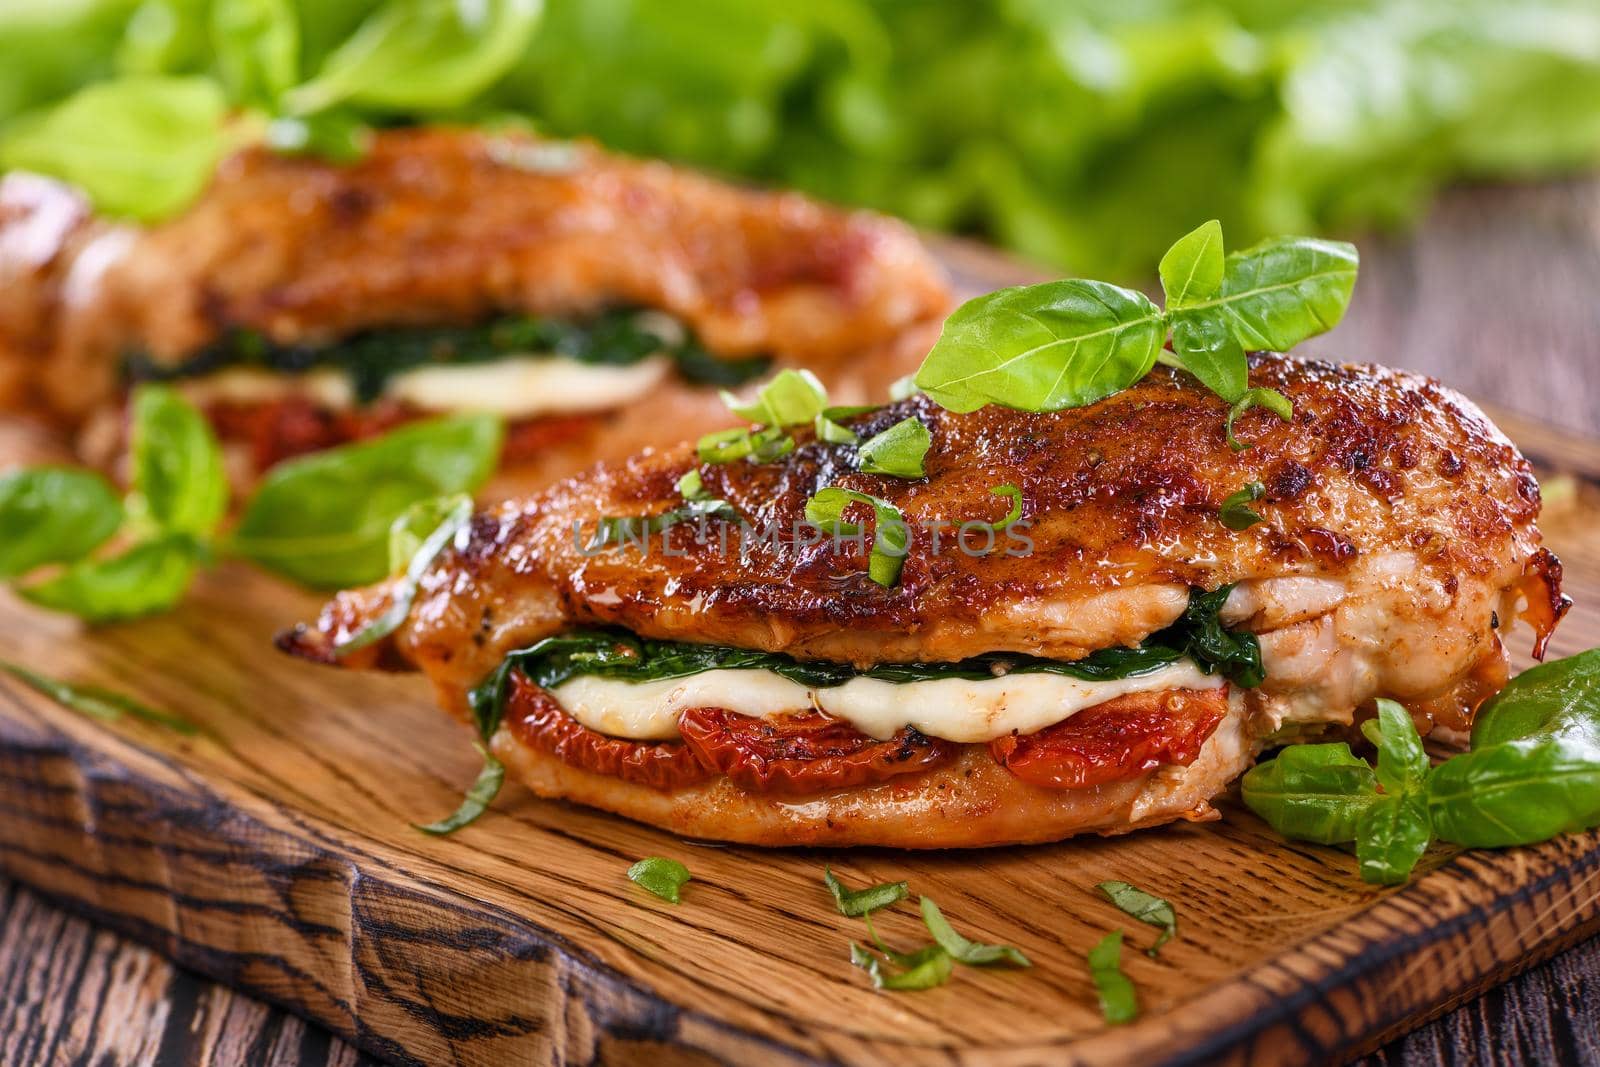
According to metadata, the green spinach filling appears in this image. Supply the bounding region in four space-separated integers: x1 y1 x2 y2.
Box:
122 308 772 405
467 585 1262 739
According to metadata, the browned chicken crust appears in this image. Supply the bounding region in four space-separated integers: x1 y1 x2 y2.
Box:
0 126 949 425
283 356 1564 846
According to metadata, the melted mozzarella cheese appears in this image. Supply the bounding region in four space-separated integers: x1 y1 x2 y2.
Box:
176 353 672 420
549 659 1224 743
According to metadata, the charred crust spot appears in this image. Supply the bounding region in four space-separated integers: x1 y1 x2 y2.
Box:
1357 467 1402 504
1267 460 1314 503
1516 472 1541 504
1303 526 1358 563
1438 449 1465 477
327 185 375 225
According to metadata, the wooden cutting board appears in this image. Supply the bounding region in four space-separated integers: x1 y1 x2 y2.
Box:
2 243 1599 1065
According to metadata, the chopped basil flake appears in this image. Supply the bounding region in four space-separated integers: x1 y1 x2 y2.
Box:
336 494 473 656
628 856 692 903
857 416 931 478
1096 882 1177 957
919 898 1030 967
824 866 908 916
1225 387 1294 451
804 486 910 587
850 941 953 991
721 369 828 428
1218 481 1266 531
1087 930 1139 1025
0 661 194 734
976 484 1024 530
414 742 504 835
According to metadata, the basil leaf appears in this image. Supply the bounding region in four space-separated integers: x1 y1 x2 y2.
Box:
1096 882 1176 957
824 867 908 917
1427 736 1600 848
1470 648 1600 749
919 897 1030 967
914 280 1166 414
1184 236 1359 353
1218 482 1266 531
283 0 542 115
1356 793 1431 885
231 414 503 588
129 385 227 539
1241 743 1380 844
850 941 953 992
1369 698 1431 796
813 414 860 445
0 467 123 579
19 536 198 623
676 469 707 501
1087 931 1138 1025
414 742 504 836
857 416 930 478
1 661 194 733
888 374 920 401
804 487 910 587
697 425 793 465
1159 220 1224 309
627 856 691 903
336 495 473 657
722 368 828 428
1168 311 1248 403
0 75 226 221
211 0 299 110
975 484 1024 531
1225 387 1294 452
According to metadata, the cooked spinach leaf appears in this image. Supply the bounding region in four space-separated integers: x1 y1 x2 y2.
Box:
124 308 769 403
467 586 1261 738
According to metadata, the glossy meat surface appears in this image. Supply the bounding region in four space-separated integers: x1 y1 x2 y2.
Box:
295 355 1562 733
0 127 949 421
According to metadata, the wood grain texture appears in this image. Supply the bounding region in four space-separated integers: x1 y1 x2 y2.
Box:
3 178 1600 1067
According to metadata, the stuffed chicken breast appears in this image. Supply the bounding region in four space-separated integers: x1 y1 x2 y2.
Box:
0 127 948 488
279 353 1565 848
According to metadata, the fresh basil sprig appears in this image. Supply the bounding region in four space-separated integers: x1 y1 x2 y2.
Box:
230 413 503 587
3 389 504 622
915 222 1356 446
1244 654 1600 884
6 385 221 622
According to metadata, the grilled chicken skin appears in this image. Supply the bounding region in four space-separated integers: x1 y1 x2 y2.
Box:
285 355 1565 846
0 128 948 483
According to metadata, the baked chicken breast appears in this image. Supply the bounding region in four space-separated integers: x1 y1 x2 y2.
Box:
0 127 948 488
282 355 1565 847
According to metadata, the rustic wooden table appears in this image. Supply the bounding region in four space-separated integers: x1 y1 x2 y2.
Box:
2 179 1599 1067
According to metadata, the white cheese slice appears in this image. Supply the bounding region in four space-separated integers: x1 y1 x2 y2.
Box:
548 659 1224 743
174 353 673 421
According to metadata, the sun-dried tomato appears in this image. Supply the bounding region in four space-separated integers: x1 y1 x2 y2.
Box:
678 707 957 795
504 673 711 790
989 687 1228 790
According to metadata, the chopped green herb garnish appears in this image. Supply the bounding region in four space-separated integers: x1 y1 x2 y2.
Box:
628 857 692 903
919 898 1030 967
414 742 505 836
335 494 473 656
588 497 745 552
1087 931 1139 1025
0 661 195 734
1225 387 1295 451
1218 482 1266 531
857 416 931 478
721 368 828 428
804 487 910 587
976 484 1024 530
824 866 908 917
1096 882 1177 957
850 941 953 991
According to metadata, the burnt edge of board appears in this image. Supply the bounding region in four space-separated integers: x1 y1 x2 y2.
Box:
1 673 1598 1067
